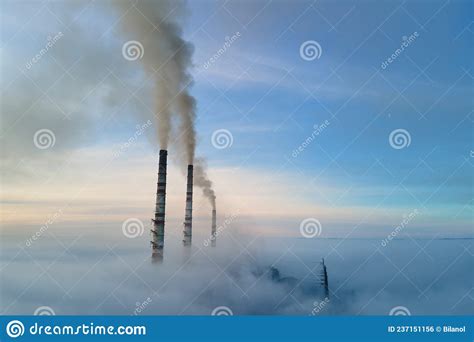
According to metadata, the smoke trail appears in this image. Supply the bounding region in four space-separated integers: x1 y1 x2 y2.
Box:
114 1 191 151
156 81 172 149
194 159 216 209
176 92 197 164
115 0 214 204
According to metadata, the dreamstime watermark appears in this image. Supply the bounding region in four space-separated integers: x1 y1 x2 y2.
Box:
25 32 63 70
203 211 239 247
202 32 241 70
381 209 420 247
292 120 330 158
122 40 144 61
211 306 233 316
300 40 322 61
25 209 63 248
389 306 411 316
132 297 152 316
6 320 24 338
211 128 233 149
299 218 322 238
34 129 56 150
6 321 146 338
310 297 330 315
389 128 411 149
122 218 144 238
381 32 419 70
113 120 152 158
34 306 55 316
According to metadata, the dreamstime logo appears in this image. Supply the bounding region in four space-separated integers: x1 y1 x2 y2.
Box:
299 40 322 61
6 320 24 338
26 209 63 248
202 32 241 70
133 297 152 316
381 32 419 70
34 306 56 315
203 211 239 247
113 120 152 159
122 40 144 61
292 120 330 158
389 129 411 150
122 218 144 238
34 129 56 150
389 306 411 316
310 297 330 315
299 218 322 238
25 31 63 70
211 306 233 316
211 129 233 149
381 209 419 247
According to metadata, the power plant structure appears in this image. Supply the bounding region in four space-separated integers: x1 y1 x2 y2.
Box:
147 150 331 313
183 165 193 246
211 209 217 247
320 258 329 299
151 149 167 263
150 149 219 258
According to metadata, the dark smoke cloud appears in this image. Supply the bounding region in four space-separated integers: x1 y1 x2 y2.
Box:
175 92 197 164
114 0 186 150
1 0 216 209
194 158 216 209
115 0 215 206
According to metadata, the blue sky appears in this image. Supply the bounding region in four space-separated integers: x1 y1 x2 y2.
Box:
0 0 472 235
186 1 473 219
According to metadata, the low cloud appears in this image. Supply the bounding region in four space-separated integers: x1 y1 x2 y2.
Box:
1 225 472 315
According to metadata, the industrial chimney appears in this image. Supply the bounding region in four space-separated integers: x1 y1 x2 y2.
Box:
320 258 329 299
151 149 167 262
183 165 193 246
211 209 217 247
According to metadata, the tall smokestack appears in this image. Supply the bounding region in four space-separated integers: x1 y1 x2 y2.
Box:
151 149 167 262
211 209 217 247
321 258 329 299
183 165 193 246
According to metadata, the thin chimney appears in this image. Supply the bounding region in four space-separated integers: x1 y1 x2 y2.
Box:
151 149 167 262
211 209 217 247
183 164 193 246
320 258 329 299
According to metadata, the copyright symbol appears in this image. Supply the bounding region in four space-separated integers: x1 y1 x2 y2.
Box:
436 326 441 332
